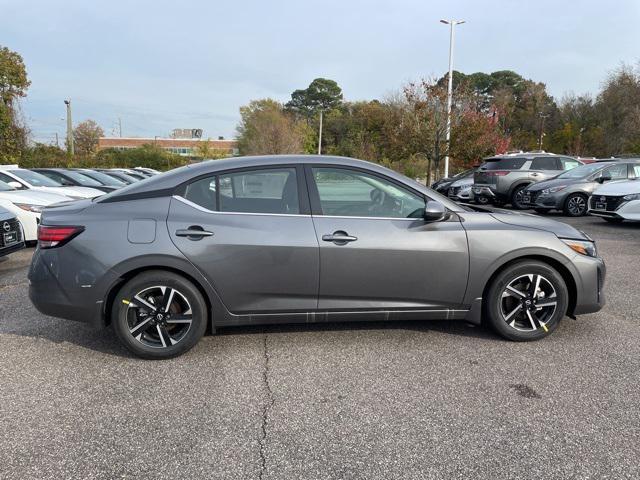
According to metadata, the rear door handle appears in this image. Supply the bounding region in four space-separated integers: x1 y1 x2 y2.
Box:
322 231 358 244
175 228 214 239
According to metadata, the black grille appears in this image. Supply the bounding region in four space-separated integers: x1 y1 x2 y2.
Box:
590 195 625 212
0 219 22 247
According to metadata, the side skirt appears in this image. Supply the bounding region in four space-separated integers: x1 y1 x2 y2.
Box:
215 308 471 327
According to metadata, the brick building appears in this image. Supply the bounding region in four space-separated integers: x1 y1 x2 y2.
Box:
98 137 239 157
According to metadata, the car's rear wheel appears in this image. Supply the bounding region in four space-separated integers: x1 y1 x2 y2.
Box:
112 271 208 359
563 193 588 217
485 261 568 341
510 185 529 210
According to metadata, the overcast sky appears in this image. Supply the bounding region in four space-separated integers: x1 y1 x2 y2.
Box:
2 0 640 144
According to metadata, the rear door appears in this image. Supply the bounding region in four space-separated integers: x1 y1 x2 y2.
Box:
530 156 563 181
307 165 469 312
167 165 319 314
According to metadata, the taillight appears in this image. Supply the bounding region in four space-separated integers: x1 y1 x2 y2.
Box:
37 225 84 249
485 170 510 176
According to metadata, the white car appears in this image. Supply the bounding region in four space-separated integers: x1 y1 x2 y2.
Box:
0 180 71 242
0 165 104 199
588 176 640 223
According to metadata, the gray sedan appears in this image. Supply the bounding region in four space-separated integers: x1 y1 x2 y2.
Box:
28 155 605 359
522 160 640 216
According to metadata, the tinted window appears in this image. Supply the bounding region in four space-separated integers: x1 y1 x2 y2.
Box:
312 167 425 218
38 171 73 186
0 180 14 191
81 170 126 186
601 164 628 180
531 157 560 170
0 173 19 186
219 168 299 214
184 176 217 211
634 165 640 178
62 170 103 186
483 158 526 170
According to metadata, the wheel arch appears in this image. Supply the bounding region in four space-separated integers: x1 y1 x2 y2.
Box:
102 262 224 333
507 181 532 199
478 254 578 323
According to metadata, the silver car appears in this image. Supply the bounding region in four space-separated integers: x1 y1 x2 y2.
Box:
473 152 582 209
29 155 605 359
522 161 640 216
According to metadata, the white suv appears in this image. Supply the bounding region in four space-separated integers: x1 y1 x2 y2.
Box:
588 165 640 223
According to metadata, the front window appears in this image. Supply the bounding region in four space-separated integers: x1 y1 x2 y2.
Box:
561 158 581 170
600 164 628 180
0 180 14 191
62 170 103 186
10 169 62 187
312 167 425 218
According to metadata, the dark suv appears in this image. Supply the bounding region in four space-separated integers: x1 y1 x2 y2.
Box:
473 152 582 209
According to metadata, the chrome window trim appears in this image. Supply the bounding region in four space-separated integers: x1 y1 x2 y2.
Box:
174 195 426 221
173 195 311 218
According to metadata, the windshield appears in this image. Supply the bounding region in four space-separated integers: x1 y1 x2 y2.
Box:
0 180 15 191
80 170 126 186
62 170 103 186
557 163 609 179
11 169 62 187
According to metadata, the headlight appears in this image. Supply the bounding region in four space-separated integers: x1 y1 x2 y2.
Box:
14 203 44 213
541 185 567 194
561 238 597 257
623 193 640 201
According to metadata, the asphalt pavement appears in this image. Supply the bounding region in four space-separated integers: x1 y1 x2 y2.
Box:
1 213 639 479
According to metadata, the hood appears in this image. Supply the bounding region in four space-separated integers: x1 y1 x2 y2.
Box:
0 189 71 205
450 177 473 188
30 186 104 199
525 177 579 192
593 179 640 196
490 211 588 240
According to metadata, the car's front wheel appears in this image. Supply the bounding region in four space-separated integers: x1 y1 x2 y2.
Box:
563 193 588 217
112 270 208 359
485 260 569 341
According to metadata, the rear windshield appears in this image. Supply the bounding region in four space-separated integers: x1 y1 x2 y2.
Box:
482 158 526 170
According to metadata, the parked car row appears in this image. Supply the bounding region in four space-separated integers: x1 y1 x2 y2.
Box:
0 165 159 245
435 151 640 221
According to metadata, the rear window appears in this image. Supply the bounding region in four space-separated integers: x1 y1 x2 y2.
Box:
482 158 526 170
531 157 560 170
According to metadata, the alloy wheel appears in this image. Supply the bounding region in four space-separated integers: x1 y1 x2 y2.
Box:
566 195 587 216
499 274 557 332
124 285 193 348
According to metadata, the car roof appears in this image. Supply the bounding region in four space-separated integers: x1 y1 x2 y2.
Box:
485 151 575 160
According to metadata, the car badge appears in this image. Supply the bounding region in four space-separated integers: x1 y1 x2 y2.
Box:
2 222 10 232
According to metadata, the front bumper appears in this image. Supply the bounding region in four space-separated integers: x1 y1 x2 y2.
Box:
571 254 606 315
589 198 640 221
521 190 566 210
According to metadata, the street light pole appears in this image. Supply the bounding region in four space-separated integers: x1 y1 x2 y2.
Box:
318 109 323 155
64 99 74 156
440 19 465 179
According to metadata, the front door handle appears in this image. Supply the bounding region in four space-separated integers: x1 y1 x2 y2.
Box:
176 227 214 240
322 231 358 245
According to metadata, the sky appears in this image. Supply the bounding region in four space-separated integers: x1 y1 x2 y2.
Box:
2 0 640 144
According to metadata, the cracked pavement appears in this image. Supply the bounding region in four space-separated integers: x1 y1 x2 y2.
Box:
1 214 639 479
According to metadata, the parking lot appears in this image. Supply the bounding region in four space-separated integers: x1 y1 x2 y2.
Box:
1 213 639 480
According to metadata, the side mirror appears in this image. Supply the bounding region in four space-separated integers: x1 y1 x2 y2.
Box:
596 175 611 184
423 200 447 222
7 181 23 190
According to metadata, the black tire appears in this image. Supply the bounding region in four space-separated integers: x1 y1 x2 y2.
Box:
111 270 208 359
534 208 550 215
476 196 490 205
603 217 624 224
485 260 569 341
563 193 588 217
510 185 529 210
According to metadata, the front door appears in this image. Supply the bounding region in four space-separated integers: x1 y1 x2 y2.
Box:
307 166 469 312
167 166 319 314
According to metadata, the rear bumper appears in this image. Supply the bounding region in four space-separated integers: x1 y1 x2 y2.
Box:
28 247 117 328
